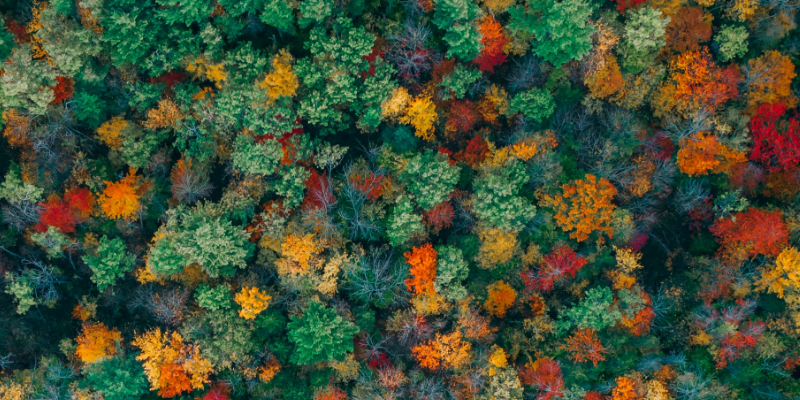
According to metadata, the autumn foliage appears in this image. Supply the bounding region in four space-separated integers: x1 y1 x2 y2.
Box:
710 208 789 260
75 322 122 363
542 174 618 242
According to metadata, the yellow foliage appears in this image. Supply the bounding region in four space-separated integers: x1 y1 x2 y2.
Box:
482 0 515 13
615 246 643 274
2 109 32 148
144 99 183 130
484 280 517 318
411 292 450 316
727 0 758 21
399 95 438 141
645 380 672 400
96 116 129 150
485 84 509 116
260 49 299 102
758 246 800 299
745 51 798 109
477 227 517 269
98 169 142 221
276 234 322 277
381 86 410 120
234 286 271 320
187 57 227 87
0 381 30 400
75 322 121 363
488 346 508 369
509 140 537 161
132 329 212 393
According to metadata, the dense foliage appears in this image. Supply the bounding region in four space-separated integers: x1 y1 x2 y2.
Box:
1 0 800 399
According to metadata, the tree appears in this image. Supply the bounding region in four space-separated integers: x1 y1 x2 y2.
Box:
710 207 788 260
519 358 564 400
195 284 233 311
653 48 740 118
234 286 271 320
676 132 746 176
749 103 800 171
260 49 299 102
287 301 358 365
484 280 517 318
405 244 438 296
146 205 254 278
473 16 509 72
758 246 800 299
82 236 135 292
620 7 669 72
434 246 469 301
432 0 482 30
507 88 555 123
477 227 518 269
82 354 149 400
444 23 483 61
412 331 472 370
522 245 588 292
398 150 460 211
715 25 748 62
610 377 640 400
561 328 607 366
75 322 122 363
559 286 622 332
399 95 438 141
744 51 798 109
98 170 142 221
472 159 536 232
507 0 598 66
96 116 129 150
132 328 212 397
664 7 712 54
542 174 618 242
387 196 425 246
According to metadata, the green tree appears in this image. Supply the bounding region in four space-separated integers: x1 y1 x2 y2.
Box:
558 286 622 333
195 284 233 311
298 0 333 27
508 0 598 66
440 64 482 100
287 301 358 365
399 150 461 211
4 272 37 314
82 355 148 400
444 23 483 61
232 135 283 176
715 25 749 62
471 159 536 232
82 236 136 292
620 7 670 72
434 246 469 301
147 205 254 278
432 0 482 30
507 88 555 123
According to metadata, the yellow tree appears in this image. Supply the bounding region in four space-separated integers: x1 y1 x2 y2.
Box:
95 116 129 150
541 174 618 242
399 95 437 141
235 286 271 320
260 49 299 103
75 322 122 363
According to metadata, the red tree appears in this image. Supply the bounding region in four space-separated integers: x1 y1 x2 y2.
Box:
423 201 454 230
710 208 789 259
749 103 800 171
473 16 509 72
521 245 587 292
519 357 564 400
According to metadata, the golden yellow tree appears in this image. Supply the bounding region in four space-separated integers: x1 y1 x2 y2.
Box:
260 49 299 103
75 322 122 363
144 99 183 130
235 286 271 320
399 95 437 141
96 116 129 150
132 328 212 397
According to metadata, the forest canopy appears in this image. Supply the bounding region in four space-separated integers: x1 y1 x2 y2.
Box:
0 0 800 399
